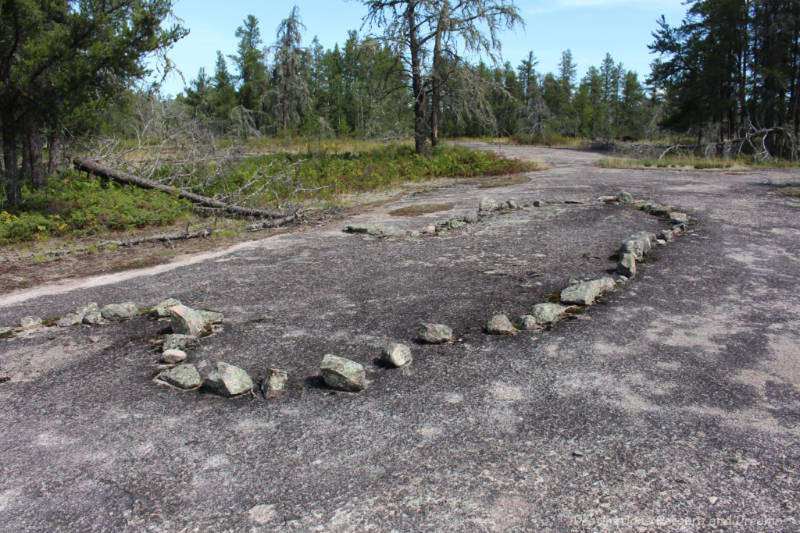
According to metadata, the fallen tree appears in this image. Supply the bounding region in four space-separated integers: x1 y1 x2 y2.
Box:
73 157 293 220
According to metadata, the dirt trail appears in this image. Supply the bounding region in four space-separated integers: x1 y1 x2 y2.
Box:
1 144 799 531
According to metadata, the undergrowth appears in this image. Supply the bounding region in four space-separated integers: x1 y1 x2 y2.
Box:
595 155 798 170
1 144 535 245
1 171 191 245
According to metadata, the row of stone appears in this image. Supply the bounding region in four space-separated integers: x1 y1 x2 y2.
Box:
342 196 534 239
483 191 692 336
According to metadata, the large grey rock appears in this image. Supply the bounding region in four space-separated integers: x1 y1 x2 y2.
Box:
617 190 634 203
101 302 138 320
163 334 200 352
169 305 207 336
263 368 289 397
529 303 568 327
320 354 366 391
560 277 616 306
486 314 517 335
75 303 102 325
620 232 654 261
617 252 637 278
418 323 454 344
479 197 499 212
382 343 413 367
157 364 202 389
204 362 253 397
161 349 187 364
20 316 42 329
151 298 182 318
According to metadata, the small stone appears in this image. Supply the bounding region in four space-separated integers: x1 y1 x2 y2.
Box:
169 305 207 336
708 497 719 505
382 342 413 367
199 310 224 324
57 313 84 327
248 504 279 525
529 303 568 327
533 200 543 207
616 276 629 284
0 326 15 338
77 302 99 316
560 277 616 306
83 310 104 325
643 203 672 217
320 354 366 391
418 323 454 344
564 199 583 204
163 334 200 352
263 368 288 397
597 195 617 203
617 190 633 203
572 450 585 457
20 316 42 329
479 196 499 212
204 362 253 397
157 364 202 389
422 225 437 234
506 199 519 209
660 229 674 241
670 212 689 226
101 302 138 320
463 211 479 224
486 314 517 335
519 315 539 331
671 225 684 235
407 231 420 238
617 252 637 278
656 239 667 246
381 226 407 237
161 349 187 364
442 219 466 230
151 298 182 318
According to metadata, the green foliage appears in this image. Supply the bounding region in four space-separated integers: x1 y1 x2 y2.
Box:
0 171 190 245
201 144 535 205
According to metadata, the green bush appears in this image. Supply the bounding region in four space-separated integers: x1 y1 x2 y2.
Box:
0 171 191 245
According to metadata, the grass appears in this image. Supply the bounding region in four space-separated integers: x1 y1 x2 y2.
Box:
779 187 800 197
389 203 454 217
477 175 531 189
1 143 537 246
595 155 800 170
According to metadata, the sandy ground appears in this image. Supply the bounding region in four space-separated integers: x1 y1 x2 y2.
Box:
1 144 799 531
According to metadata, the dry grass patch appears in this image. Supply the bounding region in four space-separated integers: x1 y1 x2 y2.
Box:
477 175 531 189
388 203 454 217
779 187 800 197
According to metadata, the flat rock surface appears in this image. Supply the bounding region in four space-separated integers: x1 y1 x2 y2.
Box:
0 144 798 531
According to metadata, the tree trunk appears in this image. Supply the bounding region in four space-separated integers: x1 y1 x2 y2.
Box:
47 130 63 175
430 11 444 147
21 135 31 185
2 128 21 206
29 129 46 189
407 2 427 155
73 157 290 219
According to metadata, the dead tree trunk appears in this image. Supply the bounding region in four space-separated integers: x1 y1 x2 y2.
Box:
73 157 292 220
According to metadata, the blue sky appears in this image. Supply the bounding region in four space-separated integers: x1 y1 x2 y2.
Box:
155 0 689 97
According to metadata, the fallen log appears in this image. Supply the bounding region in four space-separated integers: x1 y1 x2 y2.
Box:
73 157 289 219
98 229 213 248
